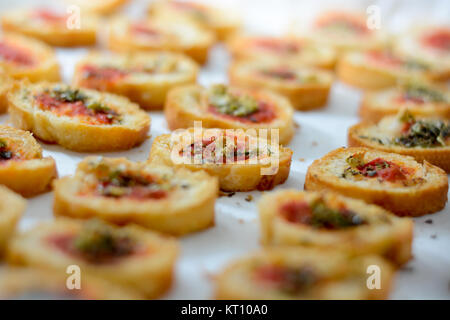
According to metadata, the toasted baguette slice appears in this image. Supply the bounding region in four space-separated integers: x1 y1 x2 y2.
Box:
349 111 450 172
359 82 450 123
7 82 150 152
227 35 336 69
1 8 98 47
294 10 388 55
216 247 394 300
108 16 215 64
229 60 333 111
0 125 57 196
73 51 198 110
164 84 295 145
65 0 129 15
0 186 26 257
337 50 443 90
305 147 448 216
0 267 144 300
148 1 241 41
0 33 60 82
7 218 179 299
259 189 413 265
149 128 293 192
394 25 450 81
54 157 218 236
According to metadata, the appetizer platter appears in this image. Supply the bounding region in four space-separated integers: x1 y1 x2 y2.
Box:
0 0 449 300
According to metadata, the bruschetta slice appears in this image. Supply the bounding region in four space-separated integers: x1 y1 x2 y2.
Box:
227 35 336 70
7 82 150 152
0 33 60 82
298 10 387 54
349 110 450 172
229 60 333 111
0 186 26 257
0 125 57 197
148 1 241 41
1 8 98 47
108 16 215 64
216 247 393 299
337 49 441 90
305 147 448 216
164 84 295 145
65 0 129 15
394 26 450 81
0 267 143 300
53 157 218 236
149 128 293 192
259 189 413 265
73 51 198 110
359 81 450 123
7 218 179 299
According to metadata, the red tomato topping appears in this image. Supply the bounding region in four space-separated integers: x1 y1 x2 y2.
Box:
395 94 425 104
131 24 161 38
280 201 312 224
46 233 139 264
0 42 34 66
35 94 115 125
32 9 66 23
421 29 450 51
357 158 408 182
315 12 369 34
181 135 254 164
252 38 300 54
171 1 204 12
81 65 128 90
260 68 297 81
97 181 168 200
367 50 403 67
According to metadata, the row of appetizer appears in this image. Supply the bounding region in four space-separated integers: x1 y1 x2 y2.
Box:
0 1 448 300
